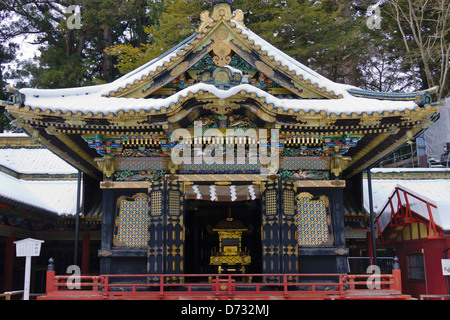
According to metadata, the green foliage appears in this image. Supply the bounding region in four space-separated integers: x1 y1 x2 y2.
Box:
0 0 152 88
250 0 367 85
106 0 209 74
108 0 374 87
0 0 448 103
0 42 18 132
145 0 208 47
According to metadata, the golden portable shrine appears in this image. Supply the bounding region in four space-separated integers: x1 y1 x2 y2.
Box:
209 209 252 274
1 1 444 300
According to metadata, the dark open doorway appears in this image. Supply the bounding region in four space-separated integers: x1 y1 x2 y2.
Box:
185 199 261 274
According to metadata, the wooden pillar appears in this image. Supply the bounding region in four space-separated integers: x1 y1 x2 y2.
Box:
100 189 114 274
367 168 377 265
261 179 281 281
81 232 90 275
3 232 15 292
148 180 165 276
164 181 184 277
280 181 298 274
367 230 374 262
332 187 348 273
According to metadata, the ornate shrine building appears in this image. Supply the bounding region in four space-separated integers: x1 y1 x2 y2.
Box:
1 1 444 299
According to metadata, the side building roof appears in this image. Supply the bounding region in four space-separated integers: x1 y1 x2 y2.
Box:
363 168 450 232
0 132 80 216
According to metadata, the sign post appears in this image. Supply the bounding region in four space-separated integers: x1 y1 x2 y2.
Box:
14 238 44 300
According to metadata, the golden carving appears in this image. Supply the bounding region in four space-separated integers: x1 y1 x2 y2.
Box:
214 69 231 83
95 155 116 178
168 160 179 174
405 130 414 144
319 195 329 207
334 248 349 255
199 10 214 30
211 2 233 21
212 41 232 66
233 9 246 28
215 27 229 40
203 98 240 115
297 192 313 201
330 154 351 178
98 250 112 257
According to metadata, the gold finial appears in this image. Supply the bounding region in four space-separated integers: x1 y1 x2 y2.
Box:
200 1 246 31
233 9 245 27
211 0 233 21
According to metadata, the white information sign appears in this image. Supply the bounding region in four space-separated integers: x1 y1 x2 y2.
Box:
15 238 43 257
14 238 44 300
442 259 450 276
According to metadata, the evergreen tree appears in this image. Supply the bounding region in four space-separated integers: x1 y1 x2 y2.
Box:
251 0 366 85
1 0 447 99
105 0 209 74
107 0 375 88
0 42 18 132
0 0 151 88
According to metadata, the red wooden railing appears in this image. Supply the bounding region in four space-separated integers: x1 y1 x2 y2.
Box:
41 269 407 300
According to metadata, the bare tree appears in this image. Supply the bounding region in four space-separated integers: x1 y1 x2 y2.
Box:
386 0 449 99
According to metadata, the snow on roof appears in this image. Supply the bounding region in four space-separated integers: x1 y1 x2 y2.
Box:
371 168 450 173
230 19 356 98
363 178 450 231
0 171 79 215
0 133 79 215
0 147 77 174
15 14 422 116
109 33 197 92
0 131 28 137
20 82 417 116
17 33 197 101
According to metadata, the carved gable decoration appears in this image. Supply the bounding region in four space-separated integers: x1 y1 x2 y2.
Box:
107 2 340 100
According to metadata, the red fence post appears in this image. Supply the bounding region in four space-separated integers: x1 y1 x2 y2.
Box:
392 257 402 292
46 258 56 295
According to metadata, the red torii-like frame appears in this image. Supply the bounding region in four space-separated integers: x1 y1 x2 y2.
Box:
376 186 443 243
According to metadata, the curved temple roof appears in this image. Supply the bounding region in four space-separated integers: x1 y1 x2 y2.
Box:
7 4 441 118
1 2 443 180
19 82 422 116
